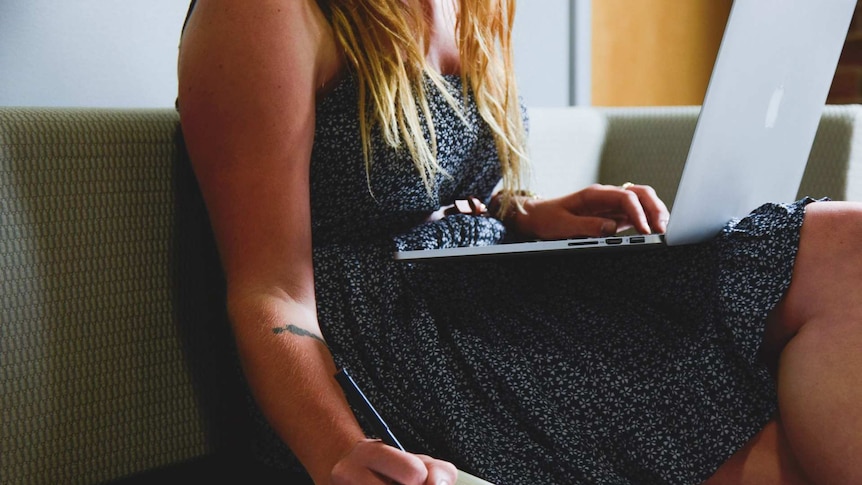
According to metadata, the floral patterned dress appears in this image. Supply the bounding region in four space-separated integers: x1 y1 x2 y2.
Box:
251 74 811 484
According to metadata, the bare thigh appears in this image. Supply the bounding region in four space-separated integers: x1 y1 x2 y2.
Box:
706 419 810 485
704 418 810 484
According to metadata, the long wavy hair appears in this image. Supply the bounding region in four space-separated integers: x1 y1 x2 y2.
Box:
322 0 528 210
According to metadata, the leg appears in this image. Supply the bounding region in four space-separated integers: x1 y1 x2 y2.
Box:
761 201 862 483
705 418 810 484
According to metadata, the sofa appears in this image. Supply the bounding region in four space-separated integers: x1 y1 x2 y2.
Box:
2 105 860 484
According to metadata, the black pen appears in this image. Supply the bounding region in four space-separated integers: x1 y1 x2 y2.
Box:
334 368 494 485
334 368 405 451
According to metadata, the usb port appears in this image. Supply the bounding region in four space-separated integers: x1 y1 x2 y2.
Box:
629 236 645 244
606 238 623 245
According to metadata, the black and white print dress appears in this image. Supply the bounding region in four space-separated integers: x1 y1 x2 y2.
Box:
253 74 812 484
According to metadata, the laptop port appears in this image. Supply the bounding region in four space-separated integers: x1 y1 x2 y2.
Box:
606 238 623 245
568 240 600 247
629 236 646 244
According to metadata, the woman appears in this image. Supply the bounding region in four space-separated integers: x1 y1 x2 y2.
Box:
177 0 862 483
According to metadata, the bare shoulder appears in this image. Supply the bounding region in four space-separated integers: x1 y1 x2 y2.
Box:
176 0 339 293
176 0 339 171
178 0 341 110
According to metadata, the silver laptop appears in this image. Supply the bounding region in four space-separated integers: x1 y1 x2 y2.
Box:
395 0 855 261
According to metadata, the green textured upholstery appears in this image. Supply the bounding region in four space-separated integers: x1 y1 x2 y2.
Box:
596 105 862 206
2 104 861 484
1 108 243 484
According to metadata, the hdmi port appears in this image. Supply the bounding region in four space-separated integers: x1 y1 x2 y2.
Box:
630 236 646 244
606 238 623 245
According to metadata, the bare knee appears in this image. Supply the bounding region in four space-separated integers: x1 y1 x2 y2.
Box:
765 201 862 352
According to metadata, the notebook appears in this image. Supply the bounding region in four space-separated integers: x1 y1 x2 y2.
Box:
394 0 855 262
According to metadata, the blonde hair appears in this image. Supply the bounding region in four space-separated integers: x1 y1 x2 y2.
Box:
324 0 528 210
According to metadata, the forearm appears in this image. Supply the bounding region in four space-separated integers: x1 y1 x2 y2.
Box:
228 293 364 485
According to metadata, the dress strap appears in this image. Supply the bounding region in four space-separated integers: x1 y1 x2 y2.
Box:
181 0 197 34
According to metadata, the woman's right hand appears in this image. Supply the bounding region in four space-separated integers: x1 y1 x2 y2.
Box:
504 183 669 240
331 439 458 485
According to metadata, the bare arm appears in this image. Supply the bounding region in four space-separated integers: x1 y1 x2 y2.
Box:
178 1 360 481
178 2 454 484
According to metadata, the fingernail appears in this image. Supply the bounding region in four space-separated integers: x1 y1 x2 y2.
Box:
601 221 615 235
438 481 449 485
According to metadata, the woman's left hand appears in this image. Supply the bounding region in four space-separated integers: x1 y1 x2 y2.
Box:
506 183 669 240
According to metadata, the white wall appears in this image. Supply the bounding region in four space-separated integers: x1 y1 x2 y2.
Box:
512 0 572 107
0 1 577 109
0 1 188 108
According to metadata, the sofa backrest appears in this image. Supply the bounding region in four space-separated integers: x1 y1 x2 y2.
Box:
597 104 862 207
0 108 242 484
528 104 862 206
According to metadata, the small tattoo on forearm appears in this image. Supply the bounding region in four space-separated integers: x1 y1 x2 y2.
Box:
272 324 327 346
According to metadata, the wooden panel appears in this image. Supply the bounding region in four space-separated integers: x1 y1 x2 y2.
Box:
592 0 731 106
